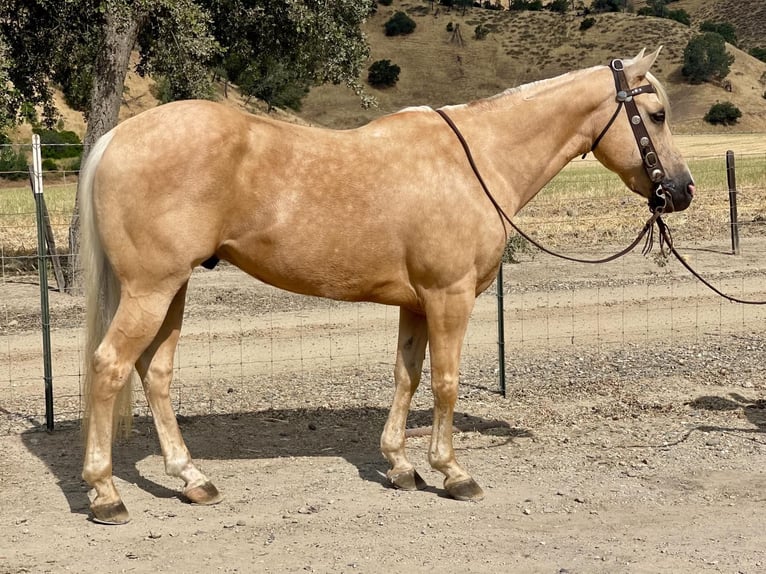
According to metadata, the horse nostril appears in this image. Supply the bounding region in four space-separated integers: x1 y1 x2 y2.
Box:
688 183 695 197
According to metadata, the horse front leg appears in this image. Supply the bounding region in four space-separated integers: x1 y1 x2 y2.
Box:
425 291 485 501
135 282 222 506
381 307 429 491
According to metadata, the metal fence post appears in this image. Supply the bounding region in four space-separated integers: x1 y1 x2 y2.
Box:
726 150 740 255
496 264 506 397
31 135 55 431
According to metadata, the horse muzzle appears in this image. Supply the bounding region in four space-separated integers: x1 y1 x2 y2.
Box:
652 178 695 213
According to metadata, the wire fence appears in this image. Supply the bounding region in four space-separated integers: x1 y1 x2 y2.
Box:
1 142 765 435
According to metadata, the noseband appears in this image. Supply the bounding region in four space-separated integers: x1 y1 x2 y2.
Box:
585 59 667 213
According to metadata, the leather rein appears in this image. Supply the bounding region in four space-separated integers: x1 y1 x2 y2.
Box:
437 59 766 304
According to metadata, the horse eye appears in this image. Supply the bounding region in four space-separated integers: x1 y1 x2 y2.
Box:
650 111 666 124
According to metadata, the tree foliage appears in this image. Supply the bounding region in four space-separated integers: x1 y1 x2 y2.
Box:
699 21 737 47
0 0 218 128
636 0 688 24
206 0 373 110
0 0 373 131
682 33 734 84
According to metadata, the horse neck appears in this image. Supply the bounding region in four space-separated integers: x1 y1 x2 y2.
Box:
443 67 608 215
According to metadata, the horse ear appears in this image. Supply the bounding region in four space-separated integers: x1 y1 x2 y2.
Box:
625 46 662 82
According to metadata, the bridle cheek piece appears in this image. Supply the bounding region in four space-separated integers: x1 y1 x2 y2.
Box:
585 59 668 213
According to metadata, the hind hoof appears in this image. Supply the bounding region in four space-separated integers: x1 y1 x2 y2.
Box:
387 468 428 491
446 478 484 501
91 500 131 525
183 481 223 506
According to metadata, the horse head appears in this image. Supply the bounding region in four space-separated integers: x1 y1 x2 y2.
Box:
590 47 694 213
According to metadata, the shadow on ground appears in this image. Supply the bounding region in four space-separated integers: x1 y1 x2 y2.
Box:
20 406 532 519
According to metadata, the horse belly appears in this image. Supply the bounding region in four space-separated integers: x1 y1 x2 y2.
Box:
219 237 419 307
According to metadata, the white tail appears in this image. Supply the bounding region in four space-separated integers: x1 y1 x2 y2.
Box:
79 130 136 440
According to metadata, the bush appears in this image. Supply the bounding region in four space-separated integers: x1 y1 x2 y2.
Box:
682 33 734 84
750 47 766 63
0 137 28 181
700 21 737 46
474 23 490 39
503 235 535 263
547 0 569 13
32 128 83 160
666 8 689 25
590 0 627 13
368 59 401 87
579 17 596 31
704 101 742 125
384 11 416 36
510 0 543 10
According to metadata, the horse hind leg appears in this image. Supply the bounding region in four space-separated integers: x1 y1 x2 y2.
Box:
381 307 429 491
135 281 222 506
83 286 184 524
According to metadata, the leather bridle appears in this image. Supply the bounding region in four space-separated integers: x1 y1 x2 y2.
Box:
436 61 766 303
585 58 668 214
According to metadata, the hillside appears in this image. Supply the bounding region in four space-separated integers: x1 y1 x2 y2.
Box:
300 1 766 134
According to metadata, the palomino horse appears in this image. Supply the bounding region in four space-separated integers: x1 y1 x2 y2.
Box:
80 48 694 524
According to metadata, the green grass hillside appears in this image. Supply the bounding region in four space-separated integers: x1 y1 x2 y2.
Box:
300 0 766 134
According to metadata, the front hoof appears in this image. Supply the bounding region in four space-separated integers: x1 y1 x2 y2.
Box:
445 478 484 502
91 500 131 525
387 468 428 491
183 481 223 506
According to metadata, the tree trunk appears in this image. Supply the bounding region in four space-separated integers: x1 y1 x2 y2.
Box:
66 6 141 292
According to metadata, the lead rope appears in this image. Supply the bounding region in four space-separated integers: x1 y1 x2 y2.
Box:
435 107 661 265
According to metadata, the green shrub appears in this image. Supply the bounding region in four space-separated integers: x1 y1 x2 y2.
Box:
32 128 83 160
590 0 626 13
750 47 766 63
547 0 569 13
704 101 742 125
368 59 401 87
700 21 737 46
579 17 596 31
510 0 543 10
384 11 416 36
666 8 689 25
